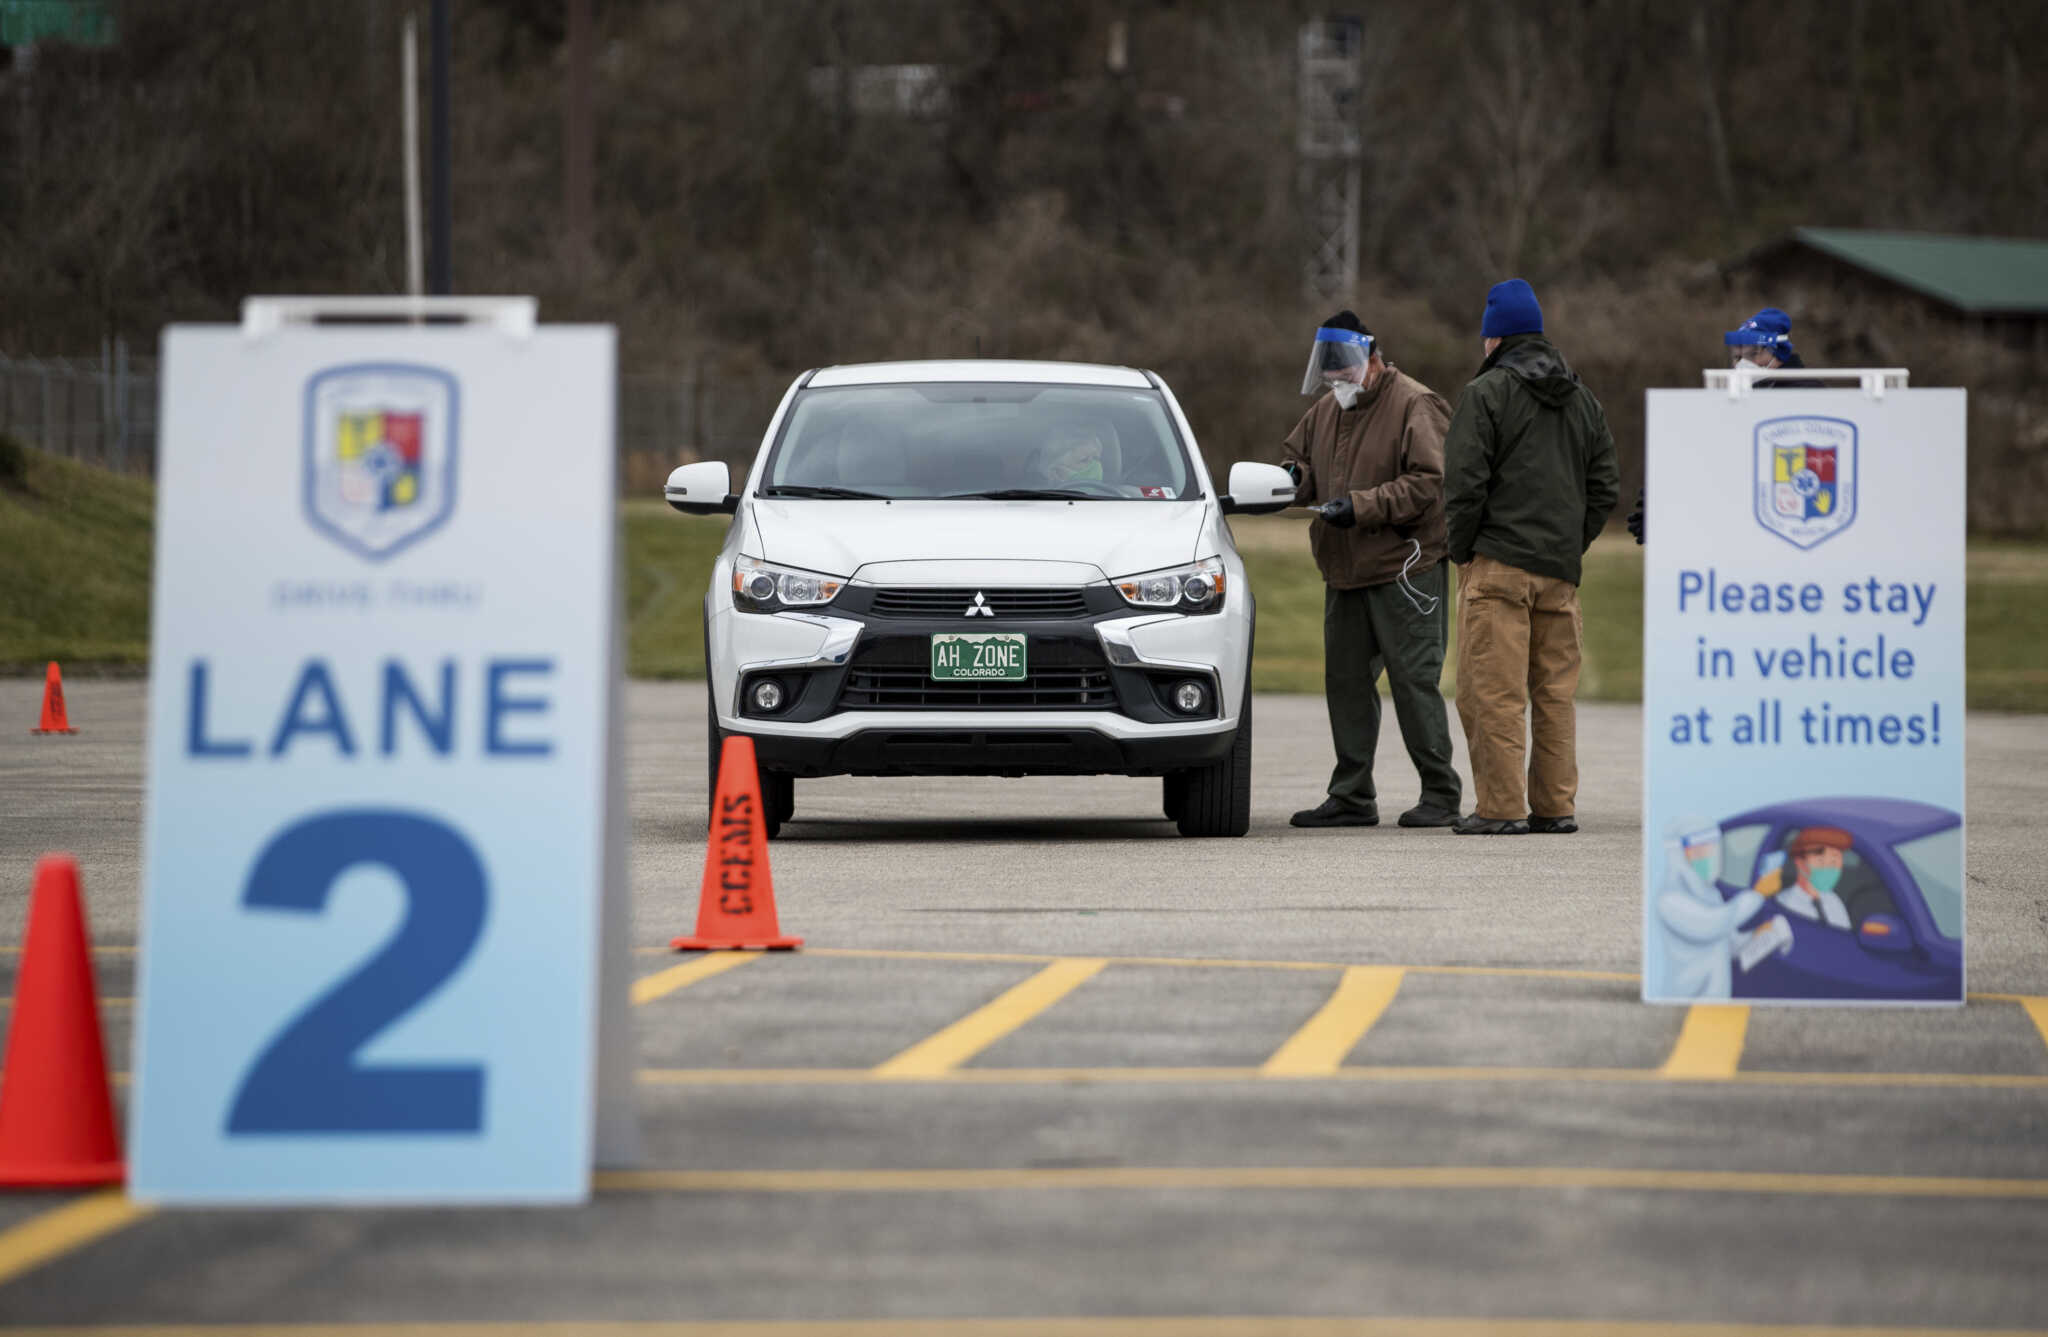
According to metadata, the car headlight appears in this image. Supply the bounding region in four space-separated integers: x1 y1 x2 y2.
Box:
1113 556 1226 613
732 554 845 613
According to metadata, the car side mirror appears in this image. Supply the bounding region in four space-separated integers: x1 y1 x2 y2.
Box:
1857 914 1911 954
664 461 737 515
1220 461 1297 516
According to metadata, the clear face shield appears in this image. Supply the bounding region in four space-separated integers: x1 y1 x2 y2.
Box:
1300 327 1375 395
1681 827 1723 884
1726 328 1790 369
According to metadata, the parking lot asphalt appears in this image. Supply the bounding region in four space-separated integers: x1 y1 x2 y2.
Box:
3 677 2048 1331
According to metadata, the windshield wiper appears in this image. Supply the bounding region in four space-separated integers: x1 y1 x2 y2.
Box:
758 485 891 500
941 488 1095 501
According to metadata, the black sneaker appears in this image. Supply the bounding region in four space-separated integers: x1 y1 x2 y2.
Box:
1528 815 1578 834
1290 798 1380 828
1453 814 1530 835
1397 802 1459 828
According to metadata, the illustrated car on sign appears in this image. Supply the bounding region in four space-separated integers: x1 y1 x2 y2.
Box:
661 360 1297 838
1715 797 1962 1001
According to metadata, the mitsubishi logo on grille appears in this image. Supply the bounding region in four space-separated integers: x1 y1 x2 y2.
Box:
964 591 995 617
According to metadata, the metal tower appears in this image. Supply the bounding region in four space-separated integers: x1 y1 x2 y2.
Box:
1297 17 1363 305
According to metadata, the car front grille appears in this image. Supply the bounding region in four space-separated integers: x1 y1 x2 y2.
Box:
868 587 1092 620
840 667 1116 710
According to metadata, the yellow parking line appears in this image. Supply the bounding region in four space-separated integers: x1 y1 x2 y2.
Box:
0 1191 152 1288
2018 997 2048 1057
594 1164 2048 1200
873 958 1107 1076
634 1065 2048 1090
1661 1004 1750 1079
630 953 760 1005
1262 967 1406 1075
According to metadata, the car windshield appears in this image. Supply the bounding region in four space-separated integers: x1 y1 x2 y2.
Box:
1892 826 1962 940
760 382 1197 500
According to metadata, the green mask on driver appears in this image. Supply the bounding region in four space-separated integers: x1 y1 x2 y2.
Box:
1807 865 1842 894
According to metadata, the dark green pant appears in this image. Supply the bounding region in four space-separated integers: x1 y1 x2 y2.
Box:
1323 561 1461 813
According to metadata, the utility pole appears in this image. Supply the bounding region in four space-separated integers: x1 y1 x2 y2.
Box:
428 0 452 295
402 14 424 297
564 0 593 271
1297 17 1363 306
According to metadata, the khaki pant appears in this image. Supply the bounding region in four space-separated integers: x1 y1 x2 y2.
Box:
1454 553 1583 821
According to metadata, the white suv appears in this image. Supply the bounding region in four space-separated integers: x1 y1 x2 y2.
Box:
663 360 1295 837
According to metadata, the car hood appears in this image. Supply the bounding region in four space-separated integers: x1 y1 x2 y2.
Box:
748 499 1211 581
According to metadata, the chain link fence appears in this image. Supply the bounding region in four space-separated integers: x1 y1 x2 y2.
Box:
1 344 158 476
2 348 793 494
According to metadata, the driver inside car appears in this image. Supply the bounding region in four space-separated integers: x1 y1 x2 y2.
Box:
1773 826 1855 930
1032 421 1113 487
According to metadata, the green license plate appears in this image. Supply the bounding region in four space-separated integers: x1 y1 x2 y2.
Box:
930 633 1027 682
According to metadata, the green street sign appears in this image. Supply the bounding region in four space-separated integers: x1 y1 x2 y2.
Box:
1 0 116 47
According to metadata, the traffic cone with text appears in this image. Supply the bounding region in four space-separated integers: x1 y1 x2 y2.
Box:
671 735 802 951
30 661 76 734
0 855 124 1186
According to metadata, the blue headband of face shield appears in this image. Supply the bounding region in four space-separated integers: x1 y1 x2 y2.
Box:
1315 327 1374 351
1724 324 1790 350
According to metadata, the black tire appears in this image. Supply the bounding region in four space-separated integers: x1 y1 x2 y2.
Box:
707 683 783 839
1162 772 1188 822
762 770 795 830
1176 690 1251 837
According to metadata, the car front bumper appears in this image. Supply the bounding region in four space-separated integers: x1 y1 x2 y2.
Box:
707 598 1248 778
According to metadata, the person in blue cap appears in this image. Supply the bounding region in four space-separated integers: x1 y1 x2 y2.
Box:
1725 306 1806 373
1625 306 1810 542
1442 279 1619 836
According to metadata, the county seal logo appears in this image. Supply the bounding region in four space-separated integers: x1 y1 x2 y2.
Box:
303 363 459 560
1753 415 1856 550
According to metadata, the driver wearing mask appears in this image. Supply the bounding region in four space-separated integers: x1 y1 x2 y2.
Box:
1033 422 1110 487
1774 826 1855 930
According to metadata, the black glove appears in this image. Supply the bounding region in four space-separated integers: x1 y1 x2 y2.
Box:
1625 487 1645 545
1314 496 1356 529
1282 460 1303 486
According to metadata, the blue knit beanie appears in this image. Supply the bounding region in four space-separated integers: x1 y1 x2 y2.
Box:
1481 278 1543 338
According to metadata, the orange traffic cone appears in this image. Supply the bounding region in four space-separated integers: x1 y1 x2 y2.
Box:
0 855 123 1186
671 736 802 951
30 661 77 735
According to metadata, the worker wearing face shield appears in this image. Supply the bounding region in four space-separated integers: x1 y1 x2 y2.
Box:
1280 311 1462 830
1649 818 1767 1000
1626 307 1810 543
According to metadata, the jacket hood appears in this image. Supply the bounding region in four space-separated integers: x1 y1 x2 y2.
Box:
1486 333 1580 408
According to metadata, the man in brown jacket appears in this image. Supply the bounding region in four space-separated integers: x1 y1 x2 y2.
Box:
1281 311 1462 829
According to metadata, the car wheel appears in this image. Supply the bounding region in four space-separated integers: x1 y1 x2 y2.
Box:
707 683 784 840
762 770 795 832
1162 772 1187 822
1176 689 1251 837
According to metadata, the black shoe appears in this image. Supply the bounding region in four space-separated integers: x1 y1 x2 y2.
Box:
1290 798 1380 828
1453 814 1530 835
1528 815 1578 834
1397 802 1459 828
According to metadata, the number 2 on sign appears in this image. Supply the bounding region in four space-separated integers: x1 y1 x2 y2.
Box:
226 810 488 1135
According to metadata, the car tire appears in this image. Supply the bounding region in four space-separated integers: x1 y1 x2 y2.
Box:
762 770 795 831
707 683 784 840
1162 772 1188 822
1176 690 1251 837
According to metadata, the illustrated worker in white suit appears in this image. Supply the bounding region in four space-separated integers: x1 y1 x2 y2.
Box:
1652 819 1766 999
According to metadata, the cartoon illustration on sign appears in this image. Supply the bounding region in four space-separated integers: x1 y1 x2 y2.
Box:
303 363 459 560
1646 797 1961 1002
1754 415 1856 549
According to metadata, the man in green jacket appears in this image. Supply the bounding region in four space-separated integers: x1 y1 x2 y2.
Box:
1443 280 1619 836
1282 311 1462 830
